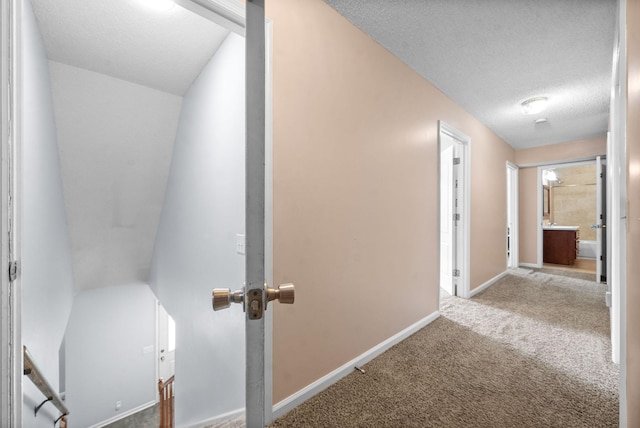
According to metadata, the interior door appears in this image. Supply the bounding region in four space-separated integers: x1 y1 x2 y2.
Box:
440 134 455 295
210 2 294 427
596 155 608 287
157 302 175 383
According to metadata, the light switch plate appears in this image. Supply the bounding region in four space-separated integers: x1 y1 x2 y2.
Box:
236 234 245 255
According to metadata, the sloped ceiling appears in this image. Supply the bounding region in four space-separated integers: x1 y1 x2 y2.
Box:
29 0 231 292
31 0 230 95
324 0 617 149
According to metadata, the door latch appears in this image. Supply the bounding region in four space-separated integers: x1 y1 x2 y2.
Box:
212 283 295 320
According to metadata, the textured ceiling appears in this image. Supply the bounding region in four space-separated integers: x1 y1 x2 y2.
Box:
324 0 617 149
30 0 230 95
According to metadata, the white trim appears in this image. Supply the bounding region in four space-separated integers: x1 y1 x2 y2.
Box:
517 155 602 169
263 17 274 425
1 0 21 426
176 0 245 35
88 400 157 428
184 407 245 428
506 162 519 269
596 155 605 284
610 0 626 425
469 271 509 298
537 167 543 267
519 263 540 269
272 310 440 419
438 121 471 299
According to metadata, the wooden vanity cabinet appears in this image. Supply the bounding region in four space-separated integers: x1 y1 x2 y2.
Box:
543 229 579 265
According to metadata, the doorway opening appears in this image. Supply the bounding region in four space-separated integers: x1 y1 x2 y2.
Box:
156 301 176 391
438 121 470 302
12 0 271 426
538 159 606 282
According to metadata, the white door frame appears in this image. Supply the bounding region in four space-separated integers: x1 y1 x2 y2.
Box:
438 121 470 299
596 155 607 286
609 1 626 423
1 0 22 425
506 162 519 269
1 0 275 425
439 133 455 296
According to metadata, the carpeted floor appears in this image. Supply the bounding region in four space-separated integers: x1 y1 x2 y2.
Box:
270 268 619 427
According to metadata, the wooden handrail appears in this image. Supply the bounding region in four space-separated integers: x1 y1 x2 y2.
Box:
158 375 175 428
23 346 69 421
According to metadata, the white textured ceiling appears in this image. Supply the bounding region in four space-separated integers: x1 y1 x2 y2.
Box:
30 0 230 95
324 0 617 149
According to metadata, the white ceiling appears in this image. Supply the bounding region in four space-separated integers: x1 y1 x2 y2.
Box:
324 0 617 149
30 0 230 95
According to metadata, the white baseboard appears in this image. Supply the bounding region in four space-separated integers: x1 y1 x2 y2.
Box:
89 400 156 428
469 271 508 298
185 407 244 428
272 310 440 420
519 262 540 269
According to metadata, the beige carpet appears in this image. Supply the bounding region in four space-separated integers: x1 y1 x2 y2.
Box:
270 268 618 427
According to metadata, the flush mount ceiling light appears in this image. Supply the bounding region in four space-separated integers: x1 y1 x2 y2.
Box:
139 0 175 11
521 97 548 115
535 118 548 124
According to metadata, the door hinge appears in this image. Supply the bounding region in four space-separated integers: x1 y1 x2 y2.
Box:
8 261 19 282
453 157 461 165
453 213 460 222
453 269 460 277
600 172 604 178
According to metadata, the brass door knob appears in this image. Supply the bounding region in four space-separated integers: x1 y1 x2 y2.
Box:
212 288 244 311
265 283 295 307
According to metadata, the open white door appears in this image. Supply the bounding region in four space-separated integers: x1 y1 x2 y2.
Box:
438 122 469 298
506 162 519 269
210 2 295 427
157 302 176 385
440 136 455 295
596 155 608 288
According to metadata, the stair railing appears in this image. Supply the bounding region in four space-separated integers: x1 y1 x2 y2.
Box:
158 375 175 428
23 346 69 426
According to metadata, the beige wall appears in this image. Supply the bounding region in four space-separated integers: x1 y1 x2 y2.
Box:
516 136 606 165
267 0 514 403
626 0 640 424
516 137 606 265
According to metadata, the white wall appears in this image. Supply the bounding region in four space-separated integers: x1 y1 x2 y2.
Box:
150 33 246 426
64 284 156 427
21 1 74 426
48 61 182 292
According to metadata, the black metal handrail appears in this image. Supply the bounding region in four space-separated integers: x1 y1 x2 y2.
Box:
23 346 69 423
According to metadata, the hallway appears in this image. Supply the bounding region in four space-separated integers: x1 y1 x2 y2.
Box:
271 269 618 427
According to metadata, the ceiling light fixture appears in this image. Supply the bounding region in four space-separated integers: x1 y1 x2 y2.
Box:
521 97 548 115
535 118 548 124
139 0 175 11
